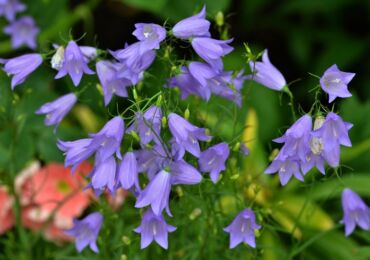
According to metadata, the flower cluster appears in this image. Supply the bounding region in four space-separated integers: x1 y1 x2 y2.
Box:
1 0 39 49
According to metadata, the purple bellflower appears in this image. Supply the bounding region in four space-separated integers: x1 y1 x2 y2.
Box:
168 112 211 157
132 23 166 53
118 152 140 191
341 188 370 236
80 46 97 62
224 208 261 249
64 212 103 253
2 53 43 90
172 6 210 39
35 93 77 129
126 106 162 145
248 49 286 91
0 0 25 21
58 116 124 171
312 112 352 167
264 154 304 186
134 208 176 249
96 60 130 105
55 41 95 86
4 16 39 49
90 156 117 194
199 142 230 183
320 64 355 103
191 37 233 70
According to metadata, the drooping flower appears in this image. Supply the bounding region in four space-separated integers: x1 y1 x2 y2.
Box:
1 53 43 90
224 208 261 249
341 188 370 236
90 156 117 194
17 162 92 242
80 46 98 62
36 93 77 129
126 106 162 145
320 64 355 103
191 37 233 70
135 170 172 216
248 49 286 91
65 212 103 253
172 6 210 39
96 60 130 105
0 186 14 234
134 208 176 249
168 113 211 157
58 116 124 170
312 112 352 167
118 152 140 191
199 142 230 183
55 41 95 86
132 23 166 53
264 155 304 186
0 0 25 21
4 16 39 49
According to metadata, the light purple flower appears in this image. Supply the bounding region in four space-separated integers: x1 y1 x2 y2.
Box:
224 208 261 249
55 41 95 86
135 170 172 216
199 142 230 183
0 0 25 21
58 116 124 170
118 152 140 191
248 49 286 91
80 46 98 62
320 64 355 103
172 6 210 39
191 37 233 70
133 23 166 53
4 16 39 49
90 156 117 194
126 106 162 145
35 93 77 128
96 60 130 105
2 53 43 90
134 208 176 249
341 188 370 236
170 160 202 185
65 212 103 253
168 113 211 157
264 155 304 186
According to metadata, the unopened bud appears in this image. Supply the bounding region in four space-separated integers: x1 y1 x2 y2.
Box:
269 149 279 161
51 46 65 70
184 108 190 120
215 11 224 27
156 95 162 106
161 116 167 128
121 236 131 245
131 131 140 142
133 88 139 101
314 115 325 130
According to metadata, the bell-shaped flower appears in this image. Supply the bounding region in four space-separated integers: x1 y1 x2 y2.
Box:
0 0 25 21
2 53 43 90
36 93 77 129
191 37 233 70
64 212 103 253
170 160 202 185
224 208 261 248
118 152 140 191
320 64 355 103
4 16 39 49
135 170 172 216
134 208 176 249
55 41 95 86
168 113 211 157
126 106 162 145
172 6 210 39
264 154 304 186
132 23 166 53
90 156 117 194
96 60 130 106
341 188 370 236
199 142 230 183
248 49 286 91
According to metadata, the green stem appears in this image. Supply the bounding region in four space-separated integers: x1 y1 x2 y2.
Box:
283 86 297 120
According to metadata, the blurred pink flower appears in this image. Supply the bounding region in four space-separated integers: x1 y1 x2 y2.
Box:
0 186 14 234
16 161 93 242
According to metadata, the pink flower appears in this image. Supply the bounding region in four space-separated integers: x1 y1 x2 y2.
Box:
0 186 14 234
16 162 92 242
